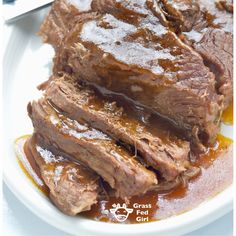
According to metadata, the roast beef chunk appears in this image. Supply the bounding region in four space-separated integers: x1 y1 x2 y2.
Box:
26 134 100 216
43 74 191 181
161 0 233 107
53 7 223 147
27 99 158 199
40 0 231 110
194 29 233 107
193 0 233 107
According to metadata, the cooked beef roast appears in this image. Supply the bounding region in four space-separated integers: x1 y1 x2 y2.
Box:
54 10 222 148
194 29 233 107
40 0 232 109
193 0 233 107
43 74 191 181
39 0 233 109
26 134 100 215
159 0 233 107
23 0 232 215
27 99 158 199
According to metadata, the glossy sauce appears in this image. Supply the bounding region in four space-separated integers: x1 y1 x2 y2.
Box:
15 133 233 223
221 102 233 125
82 134 233 222
14 136 49 195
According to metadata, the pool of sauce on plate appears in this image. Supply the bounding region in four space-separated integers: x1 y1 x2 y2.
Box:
15 135 49 196
221 102 233 125
15 132 232 224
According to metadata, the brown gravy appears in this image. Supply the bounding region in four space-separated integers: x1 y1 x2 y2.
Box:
15 136 49 196
15 133 233 223
82 134 233 222
222 102 233 125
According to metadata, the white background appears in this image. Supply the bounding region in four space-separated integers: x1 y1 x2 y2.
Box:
3 183 233 236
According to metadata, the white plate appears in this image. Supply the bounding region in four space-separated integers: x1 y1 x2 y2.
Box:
3 8 233 236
